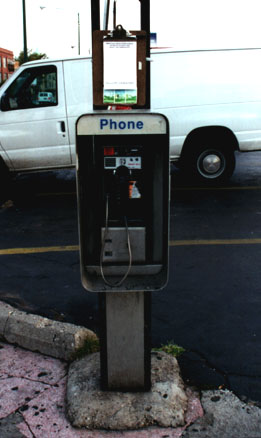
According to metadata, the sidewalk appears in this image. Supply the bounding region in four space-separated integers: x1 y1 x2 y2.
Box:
0 342 203 438
0 302 261 437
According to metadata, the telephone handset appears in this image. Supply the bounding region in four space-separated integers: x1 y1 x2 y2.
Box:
109 165 131 218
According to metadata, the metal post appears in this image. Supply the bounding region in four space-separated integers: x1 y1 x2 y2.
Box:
91 0 100 33
22 0 28 63
92 0 152 393
78 13 81 55
100 292 151 391
103 0 110 30
140 0 150 108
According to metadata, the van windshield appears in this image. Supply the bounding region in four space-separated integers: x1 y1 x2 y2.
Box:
1 65 57 111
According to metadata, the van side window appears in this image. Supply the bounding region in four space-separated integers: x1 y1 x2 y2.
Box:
1 65 57 111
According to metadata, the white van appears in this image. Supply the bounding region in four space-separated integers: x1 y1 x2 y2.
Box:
1 47 261 185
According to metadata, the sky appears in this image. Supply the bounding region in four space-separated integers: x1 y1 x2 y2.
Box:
1 0 261 59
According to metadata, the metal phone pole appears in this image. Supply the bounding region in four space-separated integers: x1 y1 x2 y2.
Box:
91 0 100 36
78 13 81 55
90 0 152 391
99 291 151 391
140 0 151 109
22 0 28 63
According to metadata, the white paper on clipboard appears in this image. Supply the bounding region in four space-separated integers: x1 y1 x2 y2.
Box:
103 40 137 104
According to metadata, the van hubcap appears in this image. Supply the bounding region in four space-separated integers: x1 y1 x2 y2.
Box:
203 154 221 173
197 150 225 179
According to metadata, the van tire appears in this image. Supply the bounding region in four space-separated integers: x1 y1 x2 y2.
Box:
0 159 12 202
185 143 235 184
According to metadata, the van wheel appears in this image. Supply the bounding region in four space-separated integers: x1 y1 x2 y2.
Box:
189 146 235 184
0 159 12 203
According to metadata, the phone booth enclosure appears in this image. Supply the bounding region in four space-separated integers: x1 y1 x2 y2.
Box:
76 112 169 292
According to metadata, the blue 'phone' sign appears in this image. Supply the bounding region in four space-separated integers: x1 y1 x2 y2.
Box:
100 118 144 131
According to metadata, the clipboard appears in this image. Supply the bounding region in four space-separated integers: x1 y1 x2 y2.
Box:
92 30 147 107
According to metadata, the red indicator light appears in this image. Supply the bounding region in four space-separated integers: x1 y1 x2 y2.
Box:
104 147 115 156
115 105 132 110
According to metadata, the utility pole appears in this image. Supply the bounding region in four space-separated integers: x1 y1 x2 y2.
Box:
22 0 28 62
78 12 81 55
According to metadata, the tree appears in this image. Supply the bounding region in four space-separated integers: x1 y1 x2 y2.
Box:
15 50 47 66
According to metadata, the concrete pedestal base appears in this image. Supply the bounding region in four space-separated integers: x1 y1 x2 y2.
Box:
67 351 188 430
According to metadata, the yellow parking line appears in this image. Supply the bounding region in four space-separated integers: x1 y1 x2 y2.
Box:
1 238 261 256
0 245 79 255
170 238 261 246
174 185 261 191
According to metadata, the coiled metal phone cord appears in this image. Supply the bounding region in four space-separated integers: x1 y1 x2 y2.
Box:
100 195 132 287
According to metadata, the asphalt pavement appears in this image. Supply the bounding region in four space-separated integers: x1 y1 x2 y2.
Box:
1 151 261 436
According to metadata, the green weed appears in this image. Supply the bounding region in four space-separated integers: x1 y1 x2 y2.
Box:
153 341 185 358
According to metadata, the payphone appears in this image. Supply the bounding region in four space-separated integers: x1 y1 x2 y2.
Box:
72 0 170 395
76 112 169 293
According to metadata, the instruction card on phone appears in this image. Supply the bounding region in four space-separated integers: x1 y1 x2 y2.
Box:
103 40 137 104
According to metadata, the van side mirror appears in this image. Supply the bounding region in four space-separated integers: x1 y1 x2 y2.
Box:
0 93 10 111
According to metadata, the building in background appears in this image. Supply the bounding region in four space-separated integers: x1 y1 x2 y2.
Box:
0 48 14 84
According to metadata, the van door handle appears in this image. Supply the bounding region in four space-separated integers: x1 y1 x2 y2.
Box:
60 121 66 132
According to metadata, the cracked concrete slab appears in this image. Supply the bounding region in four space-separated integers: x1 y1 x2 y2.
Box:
3 340 260 438
183 389 261 438
0 412 33 438
0 342 203 438
18 380 203 438
0 376 50 419
0 343 67 384
18 376 71 438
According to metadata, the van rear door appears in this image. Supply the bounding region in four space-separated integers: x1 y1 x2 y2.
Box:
0 62 71 171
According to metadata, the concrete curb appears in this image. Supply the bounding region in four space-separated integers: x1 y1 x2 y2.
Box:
0 300 98 361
